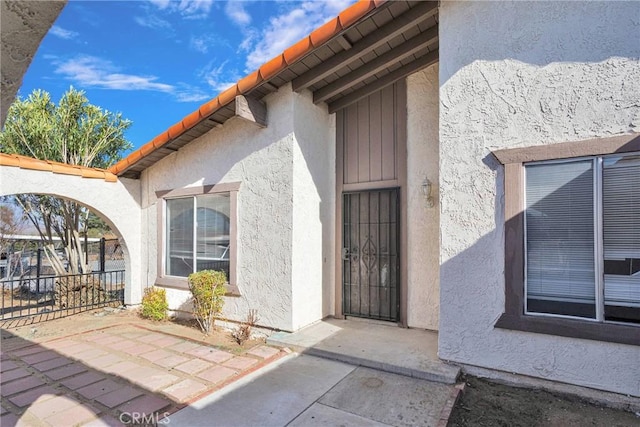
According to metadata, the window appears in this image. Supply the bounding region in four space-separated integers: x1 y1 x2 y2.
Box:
166 194 230 278
524 155 639 324
492 134 640 346
156 183 239 292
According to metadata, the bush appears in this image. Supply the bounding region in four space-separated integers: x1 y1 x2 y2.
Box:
188 270 226 334
231 309 259 346
140 287 168 321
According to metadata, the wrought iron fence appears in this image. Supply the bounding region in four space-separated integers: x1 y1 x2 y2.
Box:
0 238 124 279
1 270 124 320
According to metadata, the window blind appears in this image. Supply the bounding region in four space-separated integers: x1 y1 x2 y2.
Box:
166 197 194 277
525 160 595 315
603 157 640 308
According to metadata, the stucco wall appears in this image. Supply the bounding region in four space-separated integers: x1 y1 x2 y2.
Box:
406 64 440 330
438 1 640 396
0 168 143 305
291 90 336 330
1 0 66 127
141 84 332 332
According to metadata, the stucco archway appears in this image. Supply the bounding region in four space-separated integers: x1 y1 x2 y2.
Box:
0 165 142 305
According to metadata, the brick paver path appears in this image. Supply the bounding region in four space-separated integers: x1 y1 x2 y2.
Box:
0 325 283 426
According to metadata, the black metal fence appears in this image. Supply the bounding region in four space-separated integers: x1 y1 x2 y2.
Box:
0 238 124 279
1 270 125 321
0 238 125 322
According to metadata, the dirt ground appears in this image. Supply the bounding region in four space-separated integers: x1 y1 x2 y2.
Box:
449 376 640 427
0 307 263 353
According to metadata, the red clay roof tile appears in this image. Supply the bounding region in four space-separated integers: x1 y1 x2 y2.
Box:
310 17 342 47
258 54 287 82
0 153 117 182
238 71 262 94
284 37 313 65
338 0 375 28
182 110 202 130
152 132 170 149
140 141 157 157
217 84 240 106
18 157 50 172
167 121 186 140
1 154 20 167
125 148 144 165
80 168 105 179
199 98 221 118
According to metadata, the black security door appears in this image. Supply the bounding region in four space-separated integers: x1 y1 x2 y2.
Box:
342 189 400 321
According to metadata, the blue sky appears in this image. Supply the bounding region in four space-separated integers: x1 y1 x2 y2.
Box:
20 0 354 152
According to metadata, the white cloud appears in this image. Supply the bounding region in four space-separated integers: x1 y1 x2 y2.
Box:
243 0 354 71
54 56 174 93
199 61 240 93
225 1 251 26
174 84 212 102
147 0 214 19
49 25 79 40
189 34 232 54
190 36 210 54
134 15 172 30
148 0 170 9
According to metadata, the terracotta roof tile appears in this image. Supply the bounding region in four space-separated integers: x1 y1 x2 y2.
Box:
80 168 106 179
152 132 170 149
237 70 262 94
259 55 287 81
0 153 117 182
110 0 385 176
217 84 240 107
284 37 313 65
140 141 158 157
125 148 144 165
50 162 81 176
338 0 376 28
167 121 185 140
199 98 221 118
182 110 201 130
0 154 20 167
310 17 342 47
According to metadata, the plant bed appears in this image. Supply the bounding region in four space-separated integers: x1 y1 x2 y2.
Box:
448 376 639 427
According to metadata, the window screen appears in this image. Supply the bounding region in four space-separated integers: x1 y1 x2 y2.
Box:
603 155 640 322
165 194 230 279
525 160 596 318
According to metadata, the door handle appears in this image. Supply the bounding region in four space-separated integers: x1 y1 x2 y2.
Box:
342 248 350 260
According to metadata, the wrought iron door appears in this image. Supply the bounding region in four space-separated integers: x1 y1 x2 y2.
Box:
342 189 399 321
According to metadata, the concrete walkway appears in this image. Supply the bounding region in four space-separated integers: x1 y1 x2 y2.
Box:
268 319 460 384
169 353 462 427
170 319 464 426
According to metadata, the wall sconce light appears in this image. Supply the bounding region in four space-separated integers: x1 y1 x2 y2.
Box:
422 178 435 208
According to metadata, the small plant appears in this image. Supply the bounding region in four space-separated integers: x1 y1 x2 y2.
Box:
188 270 226 334
140 287 168 321
231 309 259 346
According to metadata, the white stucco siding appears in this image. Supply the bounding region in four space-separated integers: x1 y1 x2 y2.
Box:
438 1 640 396
0 168 143 305
291 90 336 330
406 64 440 331
142 86 297 331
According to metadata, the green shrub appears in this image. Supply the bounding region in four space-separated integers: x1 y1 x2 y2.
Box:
188 270 226 334
140 287 168 321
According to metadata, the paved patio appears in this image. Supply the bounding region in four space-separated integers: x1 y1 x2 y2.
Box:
0 324 284 426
